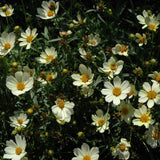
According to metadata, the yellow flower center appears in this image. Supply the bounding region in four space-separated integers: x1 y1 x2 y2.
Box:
112 87 122 96
128 90 134 96
46 74 53 82
46 55 54 62
121 107 129 115
110 64 117 70
18 118 23 124
28 71 32 77
153 131 159 139
90 40 96 45
57 100 65 109
15 147 22 155
120 45 127 52
49 2 55 10
4 43 11 50
139 36 145 43
140 114 150 123
148 24 155 31
81 74 89 83
147 90 157 99
47 10 55 17
98 118 105 126
78 20 83 24
83 155 91 160
156 75 160 82
119 144 126 152
17 82 25 91
5 10 11 16
26 35 34 43
105 71 111 75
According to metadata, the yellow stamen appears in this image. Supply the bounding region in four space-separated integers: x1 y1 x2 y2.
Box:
81 74 89 83
128 90 134 96
148 24 155 31
46 74 53 82
153 131 159 139
112 87 122 96
140 114 150 123
78 20 83 24
15 147 22 155
18 118 23 124
17 82 25 91
57 100 65 109
119 144 126 152
90 40 96 45
120 45 127 52
26 35 34 43
110 64 117 70
139 36 145 43
98 119 104 126
147 90 157 99
47 10 54 17
46 55 54 62
83 155 91 160
4 43 11 50
156 76 160 82
121 107 129 115
5 10 11 16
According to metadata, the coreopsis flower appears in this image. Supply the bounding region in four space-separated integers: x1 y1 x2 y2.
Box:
112 44 129 56
36 47 57 64
91 109 110 133
46 72 57 83
0 4 14 17
56 115 71 125
101 76 131 105
72 143 99 160
23 65 35 77
59 30 72 37
80 86 94 98
18 27 38 49
145 123 160 148
3 134 27 160
136 10 152 29
135 33 147 46
138 82 160 108
98 56 124 79
71 64 94 88
51 98 75 121
133 67 143 76
127 83 137 99
0 32 15 56
146 17 160 32
9 113 29 129
73 12 87 25
78 48 96 61
132 105 154 128
37 0 59 19
148 71 160 83
6 71 34 96
112 138 131 160
87 34 101 47
117 101 135 124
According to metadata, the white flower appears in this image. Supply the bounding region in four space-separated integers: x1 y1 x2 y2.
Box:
3 134 27 160
98 56 124 79
132 105 154 128
46 72 57 83
6 71 34 96
56 116 71 125
127 83 137 99
71 64 94 88
37 0 59 20
146 17 160 32
91 109 110 133
0 4 14 17
72 143 99 160
148 71 160 83
112 44 129 56
23 65 35 77
135 33 147 46
80 86 94 98
59 30 72 37
73 12 87 25
117 101 135 124
138 82 160 108
145 124 160 148
87 34 101 47
0 32 15 56
101 76 131 105
51 98 74 121
9 113 29 129
36 47 57 64
78 48 96 61
112 138 131 160
18 27 38 49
